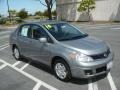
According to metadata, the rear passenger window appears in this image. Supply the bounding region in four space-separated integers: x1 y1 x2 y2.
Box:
20 25 30 37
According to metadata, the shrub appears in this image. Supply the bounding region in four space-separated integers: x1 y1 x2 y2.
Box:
17 9 28 19
5 21 13 25
0 18 6 24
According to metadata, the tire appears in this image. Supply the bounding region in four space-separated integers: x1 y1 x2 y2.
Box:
13 46 21 60
53 59 71 81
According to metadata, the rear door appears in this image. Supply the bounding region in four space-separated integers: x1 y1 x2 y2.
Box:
18 24 32 57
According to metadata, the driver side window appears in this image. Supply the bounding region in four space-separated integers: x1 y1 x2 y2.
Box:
31 25 46 40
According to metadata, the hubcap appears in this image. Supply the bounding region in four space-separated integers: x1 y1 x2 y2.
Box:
14 48 19 59
55 63 67 79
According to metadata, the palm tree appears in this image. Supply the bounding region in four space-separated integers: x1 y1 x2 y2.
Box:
0 0 2 16
7 0 11 22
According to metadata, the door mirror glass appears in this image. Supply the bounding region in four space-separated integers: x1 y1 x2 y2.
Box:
39 37 47 43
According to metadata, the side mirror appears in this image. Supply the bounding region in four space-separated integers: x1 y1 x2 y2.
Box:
39 37 47 43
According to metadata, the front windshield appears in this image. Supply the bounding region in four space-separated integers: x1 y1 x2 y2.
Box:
44 23 88 41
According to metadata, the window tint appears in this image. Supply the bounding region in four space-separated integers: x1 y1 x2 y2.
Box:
20 25 30 37
31 25 47 40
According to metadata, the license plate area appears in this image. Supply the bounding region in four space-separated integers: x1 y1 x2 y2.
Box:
107 61 113 70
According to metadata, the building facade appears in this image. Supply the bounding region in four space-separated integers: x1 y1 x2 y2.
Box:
56 0 120 21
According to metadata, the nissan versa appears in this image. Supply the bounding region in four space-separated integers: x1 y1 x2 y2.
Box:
9 21 113 81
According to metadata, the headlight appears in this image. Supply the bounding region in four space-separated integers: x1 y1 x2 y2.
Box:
76 53 93 62
69 52 93 62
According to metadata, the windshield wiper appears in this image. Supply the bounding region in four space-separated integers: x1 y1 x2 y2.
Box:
59 38 71 41
69 34 88 40
59 34 88 41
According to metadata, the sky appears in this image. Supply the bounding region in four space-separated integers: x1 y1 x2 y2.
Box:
0 0 56 16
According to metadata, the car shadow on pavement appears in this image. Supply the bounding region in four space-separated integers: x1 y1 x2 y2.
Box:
70 78 88 85
20 57 54 75
70 73 107 85
30 61 54 75
20 58 107 85
92 73 107 82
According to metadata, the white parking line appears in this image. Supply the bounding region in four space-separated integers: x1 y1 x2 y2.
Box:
93 81 98 90
0 35 9 39
0 31 12 35
0 64 7 70
33 83 41 90
12 61 21 67
88 79 98 90
20 61 31 70
0 45 9 51
0 43 9 48
0 58 58 90
88 79 93 90
107 73 117 90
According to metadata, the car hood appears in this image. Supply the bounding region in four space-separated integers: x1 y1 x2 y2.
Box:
60 36 108 55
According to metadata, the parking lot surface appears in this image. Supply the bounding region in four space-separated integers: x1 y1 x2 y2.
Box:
0 23 120 90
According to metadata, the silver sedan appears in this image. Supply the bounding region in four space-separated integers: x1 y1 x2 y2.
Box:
9 21 113 81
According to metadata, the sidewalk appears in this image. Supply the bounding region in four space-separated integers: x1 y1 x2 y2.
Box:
0 21 120 30
71 21 120 24
0 25 18 30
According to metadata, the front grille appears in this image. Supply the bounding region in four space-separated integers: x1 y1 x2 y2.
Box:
91 49 110 60
96 66 107 73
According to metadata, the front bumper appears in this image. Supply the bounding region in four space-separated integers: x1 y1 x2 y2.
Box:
71 52 114 78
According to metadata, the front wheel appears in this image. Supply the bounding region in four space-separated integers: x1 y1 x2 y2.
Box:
53 59 71 81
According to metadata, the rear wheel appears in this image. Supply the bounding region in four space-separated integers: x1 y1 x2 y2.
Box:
13 46 21 60
53 59 71 81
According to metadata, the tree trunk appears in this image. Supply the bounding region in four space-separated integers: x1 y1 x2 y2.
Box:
87 7 90 21
47 6 52 20
7 0 11 22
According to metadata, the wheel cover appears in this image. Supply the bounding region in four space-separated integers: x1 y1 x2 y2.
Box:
14 48 19 59
55 63 67 79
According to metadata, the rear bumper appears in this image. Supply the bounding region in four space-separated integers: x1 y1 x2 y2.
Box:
71 52 114 78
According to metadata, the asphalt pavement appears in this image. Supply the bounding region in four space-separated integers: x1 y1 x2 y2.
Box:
0 23 120 90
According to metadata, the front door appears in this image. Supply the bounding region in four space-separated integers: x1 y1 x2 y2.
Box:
29 24 53 64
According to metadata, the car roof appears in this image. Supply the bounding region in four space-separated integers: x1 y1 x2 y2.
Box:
23 20 66 26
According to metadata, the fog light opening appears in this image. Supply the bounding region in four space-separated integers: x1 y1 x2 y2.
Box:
85 70 93 75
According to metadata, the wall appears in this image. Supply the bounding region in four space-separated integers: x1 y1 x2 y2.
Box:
56 0 120 21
